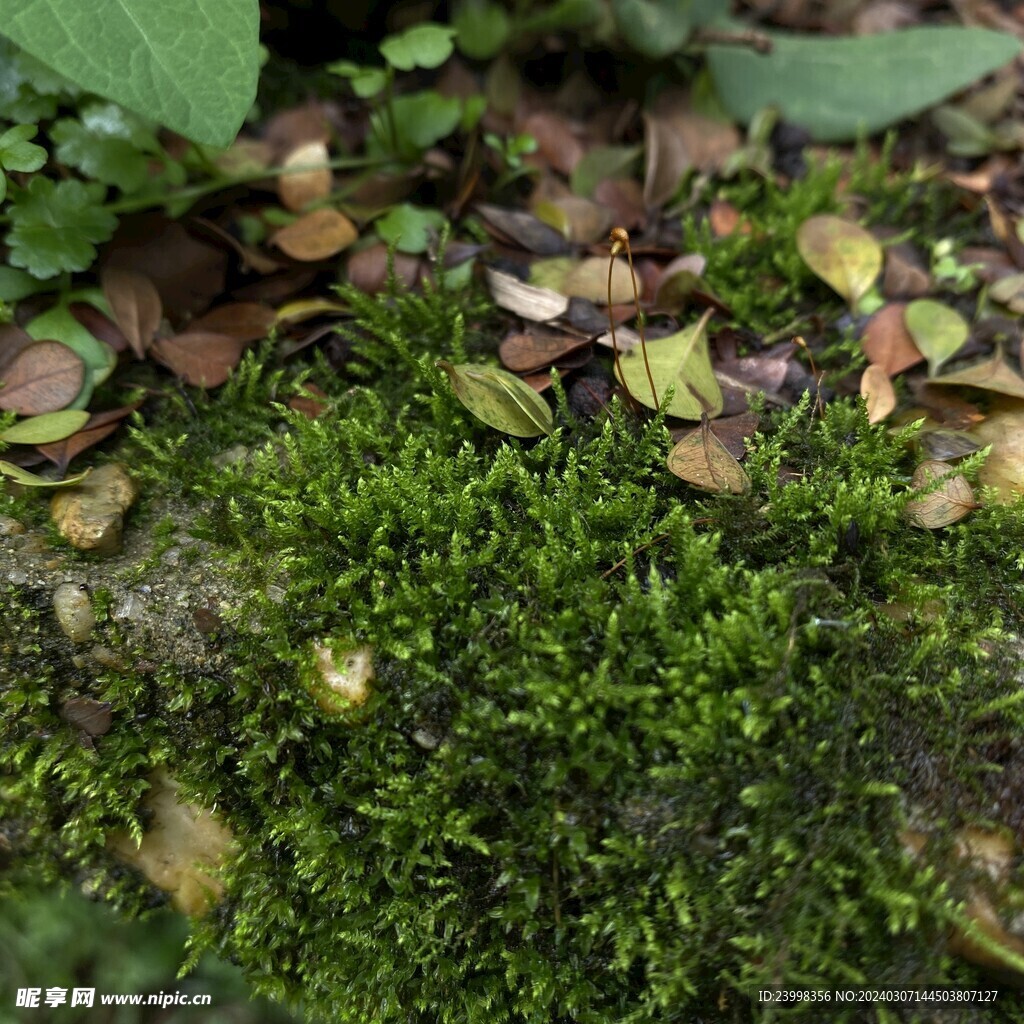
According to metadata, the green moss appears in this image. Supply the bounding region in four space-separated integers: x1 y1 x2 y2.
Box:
3 203 1024 1022
696 141 978 334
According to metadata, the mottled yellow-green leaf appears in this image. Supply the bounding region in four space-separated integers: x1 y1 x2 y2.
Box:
0 409 89 444
929 349 1024 398
796 215 882 309
0 461 91 488
905 299 969 377
615 309 722 419
437 360 554 437
903 459 979 528
666 413 749 493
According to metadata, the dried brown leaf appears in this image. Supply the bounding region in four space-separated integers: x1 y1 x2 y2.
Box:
485 267 568 321
102 267 162 359
666 412 750 494
278 140 333 212
0 324 35 376
272 208 358 262
0 341 85 415
904 459 979 529
930 350 1024 399
861 363 897 423
499 330 591 373
36 402 143 473
150 332 247 388
190 303 277 344
861 303 924 375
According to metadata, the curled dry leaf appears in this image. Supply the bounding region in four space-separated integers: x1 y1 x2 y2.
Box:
485 267 568 322
288 382 329 420
101 267 162 359
667 412 751 494
272 208 358 261
151 332 247 388
0 341 85 415
474 203 569 255
190 302 277 344
499 330 590 373
278 140 333 212
860 363 896 423
275 297 349 325
0 461 90 488
796 214 882 309
904 299 969 377
861 302 923 375
970 398 1024 503
436 359 554 437
930 349 1024 400
61 696 113 737
904 460 979 529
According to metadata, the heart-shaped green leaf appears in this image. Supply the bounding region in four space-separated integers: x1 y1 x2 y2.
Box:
437 360 554 437
0 409 89 444
796 215 882 309
614 310 723 419
904 299 969 377
380 24 457 71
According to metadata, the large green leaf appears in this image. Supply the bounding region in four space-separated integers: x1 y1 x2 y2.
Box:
708 26 1022 142
614 311 723 419
0 0 259 146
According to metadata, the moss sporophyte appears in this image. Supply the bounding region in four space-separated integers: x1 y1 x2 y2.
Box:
6 166 1024 1021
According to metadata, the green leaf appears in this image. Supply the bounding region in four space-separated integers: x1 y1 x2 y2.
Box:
6 177 117 279
614 310 723 419
796 215 882 310
570 145 641 198
0 0 259 146
380 24 457 71
327 61 389 99
377 92 463 156
0 124 46 172
454 0 511 61
904 299 969 378
437 360 554 437
0 459 89 488
0 37 68 122
50 102 158 192
376 204 447 254
708 26 1022 142
6 187 111 283
612 0 692 59
0 266 49 300
0 408 89 444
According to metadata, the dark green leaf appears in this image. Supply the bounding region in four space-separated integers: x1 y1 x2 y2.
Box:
612 0 692 59
6 178 117 279
377 92 462 155
454 0 511 60
0 0 259 146
708 26 1022 142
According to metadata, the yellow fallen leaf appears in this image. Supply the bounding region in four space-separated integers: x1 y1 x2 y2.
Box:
860 364 896 424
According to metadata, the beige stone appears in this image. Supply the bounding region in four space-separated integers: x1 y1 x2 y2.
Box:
107 769 234 916
311 641 374 715
50 464 138 555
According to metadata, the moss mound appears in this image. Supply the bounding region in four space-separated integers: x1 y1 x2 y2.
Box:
6 260 1024 1020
